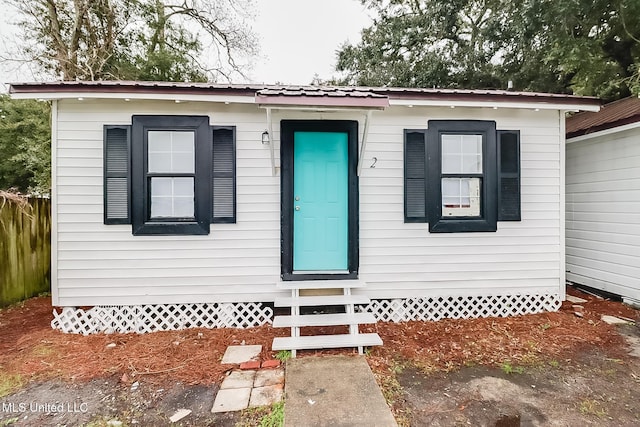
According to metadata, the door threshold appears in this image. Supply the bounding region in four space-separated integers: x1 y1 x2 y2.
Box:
292 270 350 275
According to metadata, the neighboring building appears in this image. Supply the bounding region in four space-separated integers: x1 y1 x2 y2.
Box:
566 96 640 306
10 82 599 344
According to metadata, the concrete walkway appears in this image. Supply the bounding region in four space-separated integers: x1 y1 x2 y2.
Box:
284 355 397 427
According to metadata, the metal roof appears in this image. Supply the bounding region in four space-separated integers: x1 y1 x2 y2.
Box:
8 80 601 108
256 87 388 98
255 87 390 108
566 96 640 138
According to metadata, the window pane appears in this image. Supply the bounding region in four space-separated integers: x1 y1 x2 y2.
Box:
151 177 172 196
150 177 194 218
442 178 481 217
442 134 482 173
461 135 481 155
148 131 195 173
173 197 195 217
148 131 171 151
148 153 172 173
173 177 194 195
462 154 482 173
441 135 461 173
150 196 172 218
441 153 459 174
172 131 195 151
441 135 461 154
173 153 196 173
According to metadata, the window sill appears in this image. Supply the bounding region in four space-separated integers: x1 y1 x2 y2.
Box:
429 218 497 233
133 221 210 236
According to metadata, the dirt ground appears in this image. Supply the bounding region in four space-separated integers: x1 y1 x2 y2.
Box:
397 324 640 426
0 286 639 426
0 377 236 426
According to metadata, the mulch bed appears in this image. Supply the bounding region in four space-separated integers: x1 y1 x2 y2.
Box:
0 286 637 389
0 298 288 386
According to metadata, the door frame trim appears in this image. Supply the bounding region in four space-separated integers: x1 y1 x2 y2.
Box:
280 120 359 281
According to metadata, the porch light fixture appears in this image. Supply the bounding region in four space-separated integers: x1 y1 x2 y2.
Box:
261 130 270 145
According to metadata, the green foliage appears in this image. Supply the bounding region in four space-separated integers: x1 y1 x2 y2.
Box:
501 362 525 375
9 0 258 82
579 398 607 417
0 372 25 398
259 401 285 427
274 350 292 362
0 95 51 194
336 0 640 101
238 401 284 427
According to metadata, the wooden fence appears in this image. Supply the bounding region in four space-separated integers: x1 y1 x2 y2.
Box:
0 196 51 307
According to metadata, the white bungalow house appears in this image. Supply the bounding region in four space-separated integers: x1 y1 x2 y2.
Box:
10 81 599 353
566 96 640 306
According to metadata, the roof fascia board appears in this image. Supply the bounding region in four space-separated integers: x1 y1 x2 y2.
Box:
255 94 389 109
566 121 640 143
9 85 600 112
10 91 256 104
390 98 600 112
257 104 385 112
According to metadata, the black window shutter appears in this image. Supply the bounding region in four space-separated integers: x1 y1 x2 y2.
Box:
212 126 236 223
404 129 427 222
103 125 131 224
497 130 521 221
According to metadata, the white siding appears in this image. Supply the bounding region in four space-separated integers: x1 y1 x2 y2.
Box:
354 107 562 299
566 128 640 302
55 99 279 306
54 99 563 306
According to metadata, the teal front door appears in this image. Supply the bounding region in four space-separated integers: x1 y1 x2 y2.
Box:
293 131 349 271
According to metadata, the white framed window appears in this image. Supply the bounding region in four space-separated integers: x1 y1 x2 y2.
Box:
403 121 521 231
441 134 482 217
104 117 237 234
147 131 196 219
442 177 480 217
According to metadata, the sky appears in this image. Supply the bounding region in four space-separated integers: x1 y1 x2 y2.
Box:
0 0 372 91
250 0 371 84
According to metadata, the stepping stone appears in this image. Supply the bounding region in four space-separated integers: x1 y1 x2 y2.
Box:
566 295 588 304
601 315 629 325
211 388 251 413
625 335 640 358
249 384 284 408
221 345 262 364
169 409 191 423
254 369 285 388
220 370 256 390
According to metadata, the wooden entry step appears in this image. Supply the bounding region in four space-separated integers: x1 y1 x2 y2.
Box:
271 280 382 357
272 333 382 351
277 279 367 289
272 312 377 328
274 294 371 307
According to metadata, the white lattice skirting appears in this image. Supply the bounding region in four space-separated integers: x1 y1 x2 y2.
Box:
51 294 561 334
51 303 273 335
361 294 562 323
